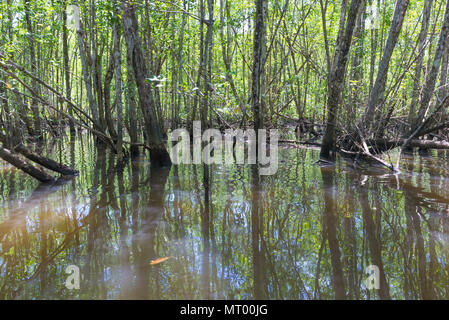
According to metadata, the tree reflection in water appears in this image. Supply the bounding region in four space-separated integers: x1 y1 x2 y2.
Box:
1 136 449 299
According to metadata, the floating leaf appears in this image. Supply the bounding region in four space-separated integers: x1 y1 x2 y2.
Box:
149 257 172 265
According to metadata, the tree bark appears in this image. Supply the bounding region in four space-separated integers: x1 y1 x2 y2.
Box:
103 45 118 141
320 0 364 158
407 0 433 125
62 3 75 134
74 3 101 131
252 0 268 136
125 44 139 157
0 145 54 183
411 0 449 132
0 132 78 175
361 0 409 135
24 0 42 139
113 23 124 162
121 1 171 167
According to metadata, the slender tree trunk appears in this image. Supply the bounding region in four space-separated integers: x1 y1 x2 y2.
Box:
24 0 41 139
103 46 118 141
252 0 268 137
348 2 365 124
126 45 139 157
113 23 124 162
220 0 246 120
190 0 205 137
90 0 106 132
172 0 187 130
62 3 75 134
439 41 449 105
361 0 409 135
412 0 449 132
320 0 363 158
407 0 433 125
73 3 101 131
200 0 214 129
121 1 171 167
319 0 331 77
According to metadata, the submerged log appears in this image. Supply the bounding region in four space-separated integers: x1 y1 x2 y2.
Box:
12 145 78 176
0 145 54 183
0 133 78 175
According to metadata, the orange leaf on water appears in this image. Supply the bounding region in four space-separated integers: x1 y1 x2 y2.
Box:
149 257 172 265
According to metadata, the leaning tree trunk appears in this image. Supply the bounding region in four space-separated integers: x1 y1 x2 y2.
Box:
121 1 171 167
0 132 78 175
0 145 54 183
439 41 449 105
320 0 364 159
412 0 449 132
407 0 433 125
360 0 409 136
73 3 101 132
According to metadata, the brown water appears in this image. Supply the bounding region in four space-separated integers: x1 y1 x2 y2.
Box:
1 135 449 300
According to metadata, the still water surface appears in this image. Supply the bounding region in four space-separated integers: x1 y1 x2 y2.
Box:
0 135 449 299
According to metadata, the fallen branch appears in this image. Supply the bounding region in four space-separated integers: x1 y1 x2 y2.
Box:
0 135 78 176
375 138 449 150
0 145 54 183
355 125 399 172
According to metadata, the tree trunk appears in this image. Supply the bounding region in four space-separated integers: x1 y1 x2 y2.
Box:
360 0 409 135
62 3 75 134
320 0 364 158
439 40 449 105
73 3 101 131
220 0 246 121
412 0 449 131
407 0 433 125
103 45 118 142
121 1 171 167
113 23 124 162
24 0 42 139
0 132 78 175
348 1 366 124
252 0 268 136
0 145 54 183
125 44 139 157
